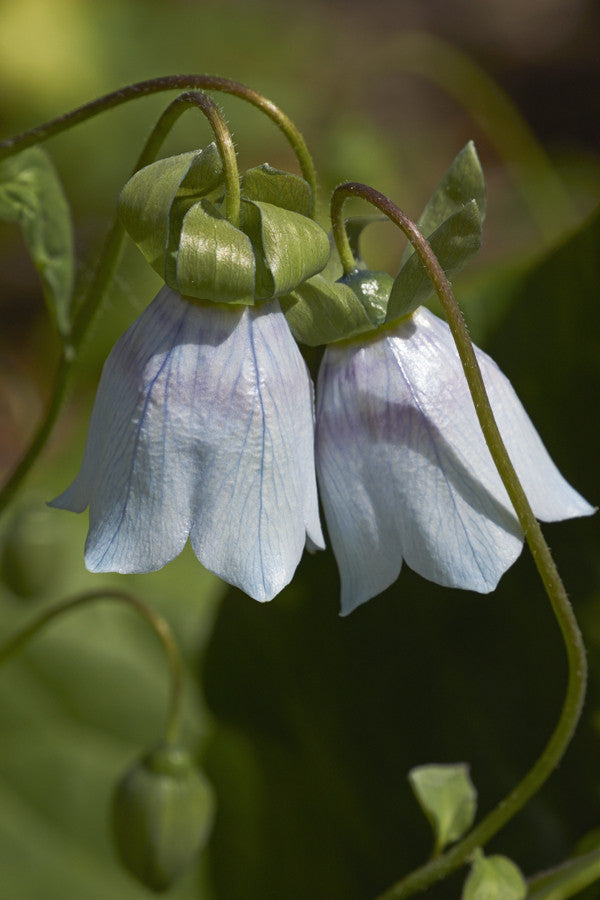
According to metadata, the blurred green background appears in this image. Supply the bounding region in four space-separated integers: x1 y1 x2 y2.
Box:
1 0 599 897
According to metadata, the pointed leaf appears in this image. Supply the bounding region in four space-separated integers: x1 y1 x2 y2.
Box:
176 199 255 303
280 273 374 346
408 763 477 850
119 144 224 279
386 200 482 321
400 141 486 266
240 199 330 299
241 164 314 216
0 147 74 337
462 851 527 900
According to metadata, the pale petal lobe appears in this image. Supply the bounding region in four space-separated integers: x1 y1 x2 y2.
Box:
51 286 322 601
316 307 593 614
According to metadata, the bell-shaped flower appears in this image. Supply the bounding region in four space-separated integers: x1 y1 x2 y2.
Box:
316 305 594 615
51 286 324 601
51 144 330 600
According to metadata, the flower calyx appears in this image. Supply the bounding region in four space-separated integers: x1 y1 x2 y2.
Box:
119 142 330 305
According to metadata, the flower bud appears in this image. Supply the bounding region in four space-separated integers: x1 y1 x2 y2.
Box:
111 743 215 892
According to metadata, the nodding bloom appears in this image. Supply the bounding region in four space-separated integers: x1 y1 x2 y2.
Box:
316 305 594 615
51 286 324 601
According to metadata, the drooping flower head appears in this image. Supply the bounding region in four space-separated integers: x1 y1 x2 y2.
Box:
51 142 330 601
281 143 594 614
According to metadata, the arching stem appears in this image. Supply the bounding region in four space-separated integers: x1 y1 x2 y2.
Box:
0 589 184 746
331 182 587 899
0 75 319 213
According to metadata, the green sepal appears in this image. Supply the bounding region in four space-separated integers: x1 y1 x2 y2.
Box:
400 141 486 267
111 743 215 893
386 200 482 322
462 850 527 900
239 198 330 300
280 273 375 346
338 269 394 326
0 146 74 337
120 145 329 304
408 763 477 852
176 199 256 304
241 164 314 216
119 144 224 280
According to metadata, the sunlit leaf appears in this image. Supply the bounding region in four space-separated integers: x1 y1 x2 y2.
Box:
0 147 74 337
408 763 477 851
176 199 256 303
462 850 527 900
400 141 486 266
386 200 482 321
280 272 374 345
239 199 330 299
241 165 314 216
119 144 224 280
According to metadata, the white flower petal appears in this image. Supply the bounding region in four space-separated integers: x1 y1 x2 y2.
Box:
51 286 207 571
51 288 322 600
316 307 593 614
189 300 324 601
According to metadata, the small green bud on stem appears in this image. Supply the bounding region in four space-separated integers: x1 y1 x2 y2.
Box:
111 743 215 892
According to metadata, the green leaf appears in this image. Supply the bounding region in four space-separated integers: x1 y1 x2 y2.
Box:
119 144 224 280
0 147 74 337
280 273 374 346
400 141 486 267
462 850 527 900
239 199 330 300
386 200 482 321
241 165 314 216
176 199 256 304
408 763 477 851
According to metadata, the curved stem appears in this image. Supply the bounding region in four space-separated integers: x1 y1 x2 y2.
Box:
0 75 319 214
181 92 240 226
331 183 587 899
0 589 184 745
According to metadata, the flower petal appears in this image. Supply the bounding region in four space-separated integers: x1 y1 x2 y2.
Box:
52 288 323 600
316 307 593 614
50 286 207 572
188 300 324 601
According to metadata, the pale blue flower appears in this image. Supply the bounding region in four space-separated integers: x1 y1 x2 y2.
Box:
51 286 324 601
316 306 594 615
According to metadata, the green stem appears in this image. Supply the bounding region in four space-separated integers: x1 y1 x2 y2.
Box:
331 183 587 899
0 589 184 745
150 90 240 225
0 75 319 214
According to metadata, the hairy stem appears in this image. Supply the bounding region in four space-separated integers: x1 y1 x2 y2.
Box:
0 75 318 212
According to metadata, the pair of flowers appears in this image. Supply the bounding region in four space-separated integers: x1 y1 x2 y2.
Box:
51 146 593 614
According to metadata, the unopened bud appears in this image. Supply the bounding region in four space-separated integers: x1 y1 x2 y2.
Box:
111 743 214 892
